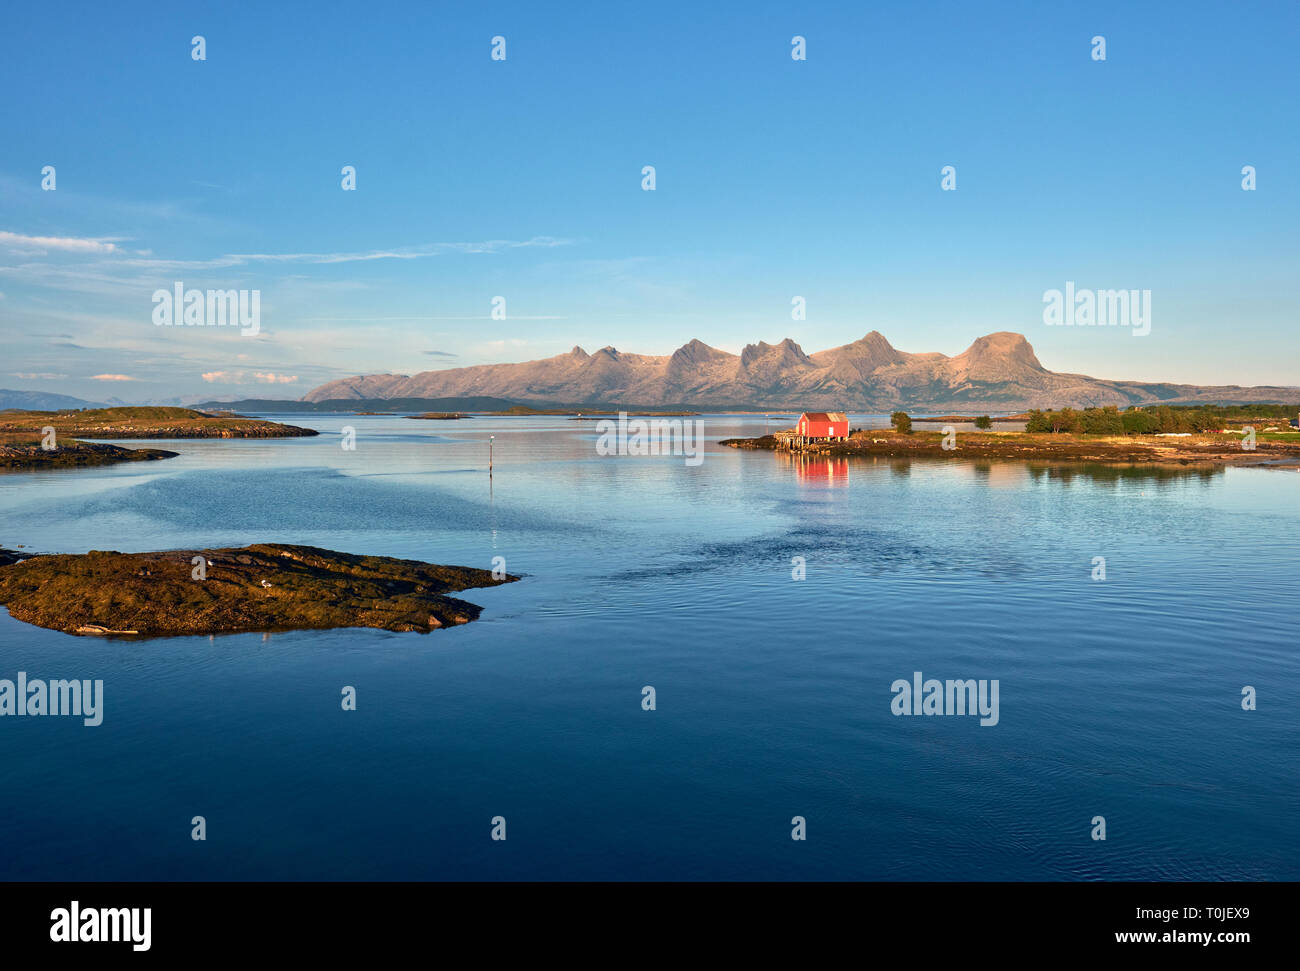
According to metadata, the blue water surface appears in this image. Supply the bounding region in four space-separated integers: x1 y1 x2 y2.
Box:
0 415 1295 880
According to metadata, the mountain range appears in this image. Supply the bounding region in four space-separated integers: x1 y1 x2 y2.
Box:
0 389 106 411
302 331 1298 410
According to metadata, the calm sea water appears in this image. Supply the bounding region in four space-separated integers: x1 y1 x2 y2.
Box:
0 414 1296 880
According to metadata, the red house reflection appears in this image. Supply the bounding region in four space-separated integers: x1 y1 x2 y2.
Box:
783 452 849 485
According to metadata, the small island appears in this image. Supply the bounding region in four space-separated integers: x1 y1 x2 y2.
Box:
0 406 320 472
722 430 1300 465
485 405 700 417
723 406 1300 467
0 406 320 440
566 411 698 419
0 544 518 637
405 412 472 420
1 439 179 471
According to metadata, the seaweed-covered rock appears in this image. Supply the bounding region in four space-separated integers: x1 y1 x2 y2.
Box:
0 440 179 471
0 544 517 637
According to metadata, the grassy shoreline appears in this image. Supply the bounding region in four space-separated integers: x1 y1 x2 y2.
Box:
0 406 319 440
721 429 1300 466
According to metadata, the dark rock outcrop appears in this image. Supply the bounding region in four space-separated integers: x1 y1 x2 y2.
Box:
0 544 518 637
0 440 179 471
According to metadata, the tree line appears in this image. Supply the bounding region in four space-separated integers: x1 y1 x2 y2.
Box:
1023 404 1296 435
881 404 1297 437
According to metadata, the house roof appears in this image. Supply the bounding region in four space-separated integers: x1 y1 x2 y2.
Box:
800 412 847 423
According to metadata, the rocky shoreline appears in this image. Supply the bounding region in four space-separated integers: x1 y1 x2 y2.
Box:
721 431 1300 466
0 440 180 471
0 406 319 440
0 544 517 637
0 407 319 472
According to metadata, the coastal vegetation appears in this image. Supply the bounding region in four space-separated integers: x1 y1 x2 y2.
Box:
723 429 1300 465
722 399 1300 466
1025 404 1299 435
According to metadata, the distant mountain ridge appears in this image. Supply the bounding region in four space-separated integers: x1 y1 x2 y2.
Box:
0 389 104 411
302 330 1300 410
196 396 529 414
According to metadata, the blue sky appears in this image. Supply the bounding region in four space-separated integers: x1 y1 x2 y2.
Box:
1 0 1297 402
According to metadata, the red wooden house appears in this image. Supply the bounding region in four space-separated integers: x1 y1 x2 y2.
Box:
793 412 849 443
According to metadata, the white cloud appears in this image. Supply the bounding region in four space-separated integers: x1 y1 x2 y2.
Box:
90 373 135 381
115 236 574 271
202 370 298 384
0 231 121 254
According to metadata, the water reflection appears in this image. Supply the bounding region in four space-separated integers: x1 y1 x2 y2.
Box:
781 451 850 486
771 451 1228 486
1021 461 1224 486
